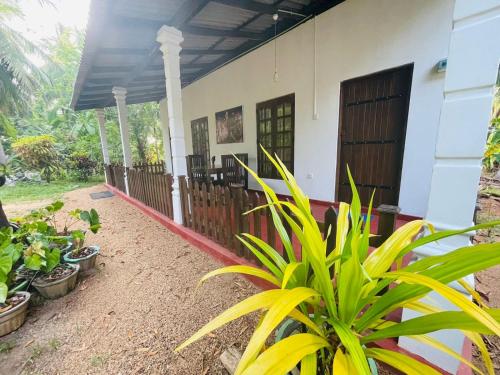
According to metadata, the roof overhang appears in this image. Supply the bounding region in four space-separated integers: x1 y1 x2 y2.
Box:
71 0 344 111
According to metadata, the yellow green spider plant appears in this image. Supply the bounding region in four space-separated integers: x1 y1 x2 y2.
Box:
176 147 500 375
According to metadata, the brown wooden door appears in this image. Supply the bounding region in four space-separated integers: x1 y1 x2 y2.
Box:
336 64 413 207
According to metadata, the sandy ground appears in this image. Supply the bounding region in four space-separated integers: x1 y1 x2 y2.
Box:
0 185 259 375
1 183 499 374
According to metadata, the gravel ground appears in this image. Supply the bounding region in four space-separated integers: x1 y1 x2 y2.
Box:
0 184 259 375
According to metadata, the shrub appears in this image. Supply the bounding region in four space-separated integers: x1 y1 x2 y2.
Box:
177 149 500 375
12 135 60 182
69 151 97 181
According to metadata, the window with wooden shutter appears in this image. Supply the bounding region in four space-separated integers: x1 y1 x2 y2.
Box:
191 117 210 165
256 94 295 179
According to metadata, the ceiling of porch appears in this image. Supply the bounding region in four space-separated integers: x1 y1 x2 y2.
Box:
71 0 343 111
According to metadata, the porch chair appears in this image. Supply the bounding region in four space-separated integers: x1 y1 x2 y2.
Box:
221 153 248 189
186 154 209 185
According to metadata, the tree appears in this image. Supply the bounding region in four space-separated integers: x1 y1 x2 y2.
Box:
0 0 48 114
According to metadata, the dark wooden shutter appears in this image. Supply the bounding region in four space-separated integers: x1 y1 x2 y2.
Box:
336 64 413 206
191 117 210 165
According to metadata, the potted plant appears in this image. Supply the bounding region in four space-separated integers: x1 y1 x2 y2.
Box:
25 239 79 299
176 150 500 374
63 229 100 272
0 235 30 337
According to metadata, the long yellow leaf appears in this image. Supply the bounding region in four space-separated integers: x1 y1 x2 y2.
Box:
241 334 329 375
333 348 349 374
365 348 440 375
407 334 483 374
385 271 500 336
282 262 302 289
199 265 281 287
363 220 425 277
236 287 320 374
466 331 494 375
300 353 317 375
175 289 284 351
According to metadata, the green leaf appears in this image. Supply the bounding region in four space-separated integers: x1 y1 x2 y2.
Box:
45 248 61 273
24 254 42 271
0 256 13 283
362 309 500 343
330 319 370 374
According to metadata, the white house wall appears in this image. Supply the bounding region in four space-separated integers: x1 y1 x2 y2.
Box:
181 0 455 217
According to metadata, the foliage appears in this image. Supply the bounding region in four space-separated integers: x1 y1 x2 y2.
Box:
483 117 500 171
0 227 23 303
0 178 103 204
178 149 500 375
23 239 60 274
12 135 60 182
0 0 49 114
69 151 97 181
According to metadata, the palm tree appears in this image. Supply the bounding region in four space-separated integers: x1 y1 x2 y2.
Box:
0 0 48 114
0 0 50 227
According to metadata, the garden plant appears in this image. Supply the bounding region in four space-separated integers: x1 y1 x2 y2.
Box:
177 149 500 375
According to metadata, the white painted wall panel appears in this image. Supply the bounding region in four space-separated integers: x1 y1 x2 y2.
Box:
181 0 455 217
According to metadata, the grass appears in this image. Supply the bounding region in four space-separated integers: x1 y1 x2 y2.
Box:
0 341 16 354
90 354 108 367
48 338 61 351
0 176 104 204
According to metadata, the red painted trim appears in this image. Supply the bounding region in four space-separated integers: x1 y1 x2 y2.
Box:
107 184 471 375
246 189 421 221
105 184 274 290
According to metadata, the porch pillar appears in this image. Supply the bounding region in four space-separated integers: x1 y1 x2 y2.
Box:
400 2 500 373
112 86 132 195
95 109 110 183
156 26 186 225
159 98 174 174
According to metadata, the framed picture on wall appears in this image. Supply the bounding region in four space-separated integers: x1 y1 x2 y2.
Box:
215 105 243 144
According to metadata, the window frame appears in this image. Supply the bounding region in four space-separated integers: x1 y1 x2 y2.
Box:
256 93 295 179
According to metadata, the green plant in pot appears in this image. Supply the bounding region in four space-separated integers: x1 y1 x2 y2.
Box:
26 238 79 299
177 149 500 375
62 227 101 272
0 234 30 337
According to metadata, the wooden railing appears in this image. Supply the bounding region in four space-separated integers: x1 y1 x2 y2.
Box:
128 169 174 219
178 177 399 263
105 164 126 193
133 161 165 174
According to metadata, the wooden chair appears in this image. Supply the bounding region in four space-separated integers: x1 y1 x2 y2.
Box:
186 155 209 185
221 153 248 189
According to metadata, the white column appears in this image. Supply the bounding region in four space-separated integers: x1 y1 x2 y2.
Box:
95 109 110 183
157 26 186 225
159 98 174 174
112 86 132 195
400 2 500 373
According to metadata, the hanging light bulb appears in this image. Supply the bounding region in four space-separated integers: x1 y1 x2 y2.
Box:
273 14 279 82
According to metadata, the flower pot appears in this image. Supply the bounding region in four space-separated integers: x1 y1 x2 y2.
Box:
32 264 79 299
63 245 99 272
0 292 30 337
275 318 378 374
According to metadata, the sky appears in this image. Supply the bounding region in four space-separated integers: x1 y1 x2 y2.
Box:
7 0 90 44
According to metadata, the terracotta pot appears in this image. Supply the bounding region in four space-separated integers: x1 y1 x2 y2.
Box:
63 245 100 272
32 264 80 299
0 292 30 337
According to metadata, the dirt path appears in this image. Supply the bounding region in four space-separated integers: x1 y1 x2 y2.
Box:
0 185 258 375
